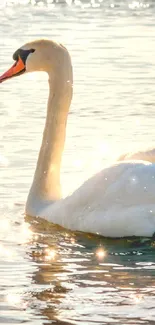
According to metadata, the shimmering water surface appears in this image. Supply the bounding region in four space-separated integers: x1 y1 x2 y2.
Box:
1 0 155 324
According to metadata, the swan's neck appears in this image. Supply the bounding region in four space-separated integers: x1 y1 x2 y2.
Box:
26 57 73 215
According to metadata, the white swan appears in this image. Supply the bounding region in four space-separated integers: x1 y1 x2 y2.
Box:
1 39 155 238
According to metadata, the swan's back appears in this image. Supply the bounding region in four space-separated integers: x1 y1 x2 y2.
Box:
118 147 155 163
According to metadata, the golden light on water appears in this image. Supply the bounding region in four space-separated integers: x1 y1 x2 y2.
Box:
0 217 38 245
18 223 35 244
130 293 142 304
44 248 56 261
6 292 28 309
33 234 39 241
64 233 76 244
94 141 121 163
70 237 76 244
0 243 16 260
18 223 41 244
0 218 10 232
6 293 21 306
96 247 106 260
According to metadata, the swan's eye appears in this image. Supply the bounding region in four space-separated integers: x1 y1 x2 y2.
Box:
13 48 35 64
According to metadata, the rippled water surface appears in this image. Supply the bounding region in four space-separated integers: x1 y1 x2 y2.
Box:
1 0 155 323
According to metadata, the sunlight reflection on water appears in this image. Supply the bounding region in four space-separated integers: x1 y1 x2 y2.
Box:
1 0 155 324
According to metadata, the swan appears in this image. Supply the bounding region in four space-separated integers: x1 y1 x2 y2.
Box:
1 39 155 238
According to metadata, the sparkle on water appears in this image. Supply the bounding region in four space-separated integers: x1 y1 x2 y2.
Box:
95 247 106 259
44 248 56 260
1 0 155 324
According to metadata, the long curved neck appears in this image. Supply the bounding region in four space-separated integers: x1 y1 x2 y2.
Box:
26 53 73 215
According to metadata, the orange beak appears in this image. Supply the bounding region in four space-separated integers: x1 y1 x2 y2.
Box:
0 56 25 83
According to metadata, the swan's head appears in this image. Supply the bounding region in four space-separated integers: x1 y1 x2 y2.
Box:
0 39 70 83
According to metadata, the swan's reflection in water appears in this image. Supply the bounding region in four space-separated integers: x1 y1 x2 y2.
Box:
25 217 155 324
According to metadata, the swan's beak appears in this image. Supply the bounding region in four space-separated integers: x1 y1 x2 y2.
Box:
0 56 25 83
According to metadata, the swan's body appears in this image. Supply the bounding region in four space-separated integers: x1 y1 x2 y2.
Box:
1 39 155 238
27 160 155 237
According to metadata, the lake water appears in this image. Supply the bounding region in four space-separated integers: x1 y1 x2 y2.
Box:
1 0 155 324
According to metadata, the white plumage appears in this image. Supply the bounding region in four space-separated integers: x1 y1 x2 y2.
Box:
29 161 155 237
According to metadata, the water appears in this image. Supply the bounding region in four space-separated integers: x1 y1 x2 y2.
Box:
1 0 155 323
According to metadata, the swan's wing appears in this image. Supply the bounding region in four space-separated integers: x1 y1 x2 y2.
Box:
42 161 155 237
118 147 155 163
